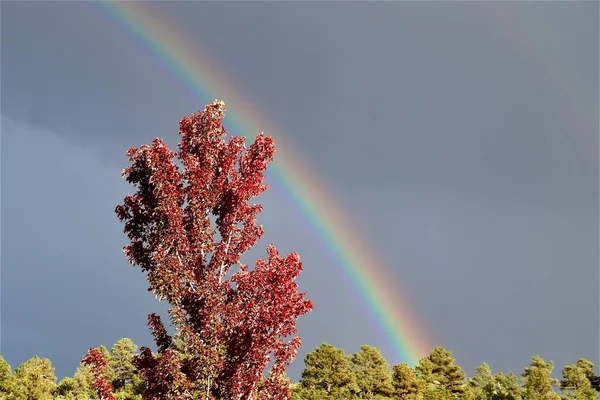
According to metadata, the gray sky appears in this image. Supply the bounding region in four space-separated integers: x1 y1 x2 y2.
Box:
1 1 598 382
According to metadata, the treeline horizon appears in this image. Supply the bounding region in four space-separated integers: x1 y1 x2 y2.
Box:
1 337 598 400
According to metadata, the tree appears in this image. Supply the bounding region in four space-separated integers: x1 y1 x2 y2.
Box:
520 356 560 400
296 343 359 400
0 356 16 400
109 338 139 391
12 356 56 400
290 382 303 400
416 347 467 399
55 376 77 399
93 346 115 385
560 359 598 400
78 339 143 400
391 363 424 400
492 372 522 400
468 363 495 400
105 100 312 400
82 348 116 400
350 345 394 399
466 363 523 400
54 365 97 400
73 365 98 399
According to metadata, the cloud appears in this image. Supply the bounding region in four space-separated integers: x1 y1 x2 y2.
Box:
1 117 160 376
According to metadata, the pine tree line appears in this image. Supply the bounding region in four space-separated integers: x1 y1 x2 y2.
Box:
1 339 598 400
292 344 599 400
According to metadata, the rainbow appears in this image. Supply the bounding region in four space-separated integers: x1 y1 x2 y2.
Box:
88 2 598 370
90 1 435 367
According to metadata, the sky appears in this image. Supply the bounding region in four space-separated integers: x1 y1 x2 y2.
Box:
1 0 598 383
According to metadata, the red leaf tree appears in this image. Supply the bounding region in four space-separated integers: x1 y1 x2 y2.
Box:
109 100 312 400
81 348 116 400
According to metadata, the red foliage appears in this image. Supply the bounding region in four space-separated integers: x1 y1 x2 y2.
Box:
81 348 116 400
113 100 313 400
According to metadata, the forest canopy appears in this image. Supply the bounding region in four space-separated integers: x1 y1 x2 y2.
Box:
1 340 599 400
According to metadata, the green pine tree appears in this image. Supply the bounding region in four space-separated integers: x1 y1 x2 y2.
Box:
391 363 424 400
493 372 523 400
109 338 139 393
560 359 598 400
521 356 560 400
0 356 16 400
71 365 97 399
55 376 76 399
467 363 523 400
350 345 394 399
12 356 56 400
468 362 496 400
296 343 360 400
416 347 467 399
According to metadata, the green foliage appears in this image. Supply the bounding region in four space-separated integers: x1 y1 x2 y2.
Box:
37 338 142 400
469 362 496 400
492 372 523 400
521 356 560 400
296 343 359 400
0 356 16 400
467 363 523 400
416 346 467 399
2 340 597 400
391 363 424 400
54 365 98 400
61 338 144 400
55 377 76 398
90 338 144 400
12 356 56 400
56 366 97 400
71 366 96 399
350 344 394 399
291 382 303 400
109 338 138 392
561 359 598 400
